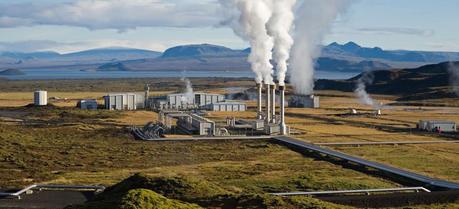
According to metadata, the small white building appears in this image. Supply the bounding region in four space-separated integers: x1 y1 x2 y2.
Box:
78 99 98 110
34 90 48 106
207 101 246 112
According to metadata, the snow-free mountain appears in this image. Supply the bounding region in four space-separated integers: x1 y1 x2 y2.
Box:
1 42 459 72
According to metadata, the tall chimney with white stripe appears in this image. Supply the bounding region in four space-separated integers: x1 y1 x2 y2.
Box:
257 83 263 120
265 83 271 123
271 84 276 123
279 85 286 135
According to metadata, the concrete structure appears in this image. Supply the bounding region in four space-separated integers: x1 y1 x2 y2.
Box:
151 92 227 111
207 101 246 112
77 99 97 110
104 93 137 110
195 93 225 107
176 113 216 136
34 90 48 106
418 120 457 132
289 95 320 108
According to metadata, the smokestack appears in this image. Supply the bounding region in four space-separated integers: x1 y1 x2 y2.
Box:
279 85 286 135
144 84 150 108
257 83 263 120
271 84 276 123
265 83 271 123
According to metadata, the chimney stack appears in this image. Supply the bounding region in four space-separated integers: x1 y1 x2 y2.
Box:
271 84 276 123
279 85 287 135
257 83 263 120
265 83 271 123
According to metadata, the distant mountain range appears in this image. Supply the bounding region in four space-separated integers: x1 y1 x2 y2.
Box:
315 61 459 101
1 42 459 73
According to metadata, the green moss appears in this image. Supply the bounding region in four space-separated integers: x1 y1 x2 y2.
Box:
120 189 202 209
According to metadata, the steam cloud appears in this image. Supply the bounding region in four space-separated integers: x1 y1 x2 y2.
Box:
180 77 194 104
354 71 381 109
219 0 274 84
448 62 459 96
290 0 354 95
266 0 297 86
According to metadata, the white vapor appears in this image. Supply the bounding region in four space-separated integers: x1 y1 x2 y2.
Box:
180 77 194 104
266 0 297 86
448 62 459 96
219 0 274 84
290 0 354 95
354 71 381 109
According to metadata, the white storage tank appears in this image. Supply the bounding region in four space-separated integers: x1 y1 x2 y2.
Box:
34 90 48 106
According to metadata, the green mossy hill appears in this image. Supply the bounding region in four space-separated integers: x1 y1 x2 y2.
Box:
105 173 227 201
67 174 351 209
120 189 202 209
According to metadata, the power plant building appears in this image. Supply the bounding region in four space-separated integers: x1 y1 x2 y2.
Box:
418 120 457 132
77 99 98 110
207 101 246 112
104 93 145 110
151 92 227 111
34 90 48 106
289 95 320 108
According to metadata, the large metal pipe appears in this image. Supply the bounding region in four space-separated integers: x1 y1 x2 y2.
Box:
265 84 271 123
271 84 276 123
279 85 286 135
257 83 263 120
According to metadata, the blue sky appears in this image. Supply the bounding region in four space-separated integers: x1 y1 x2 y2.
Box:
0 0 457 53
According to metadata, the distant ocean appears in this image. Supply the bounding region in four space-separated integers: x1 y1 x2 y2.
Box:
0 69 358 80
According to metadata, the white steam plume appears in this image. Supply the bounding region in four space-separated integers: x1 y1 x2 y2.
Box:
290 0 354 95
266 0 297 86
448 62 459 96
180 77 194 104
219 0 274 84
354 72 381 109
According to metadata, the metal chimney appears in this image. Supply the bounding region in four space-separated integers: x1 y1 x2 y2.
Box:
265 83 271 123
271 84 276 123
257 83 263 120
279 85 286 135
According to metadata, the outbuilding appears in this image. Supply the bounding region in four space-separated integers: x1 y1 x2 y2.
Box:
418 120 457 133
77 99 98 110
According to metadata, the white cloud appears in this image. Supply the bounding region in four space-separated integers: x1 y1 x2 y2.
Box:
357 27 435 37
0 40 168 53
0 0 220 31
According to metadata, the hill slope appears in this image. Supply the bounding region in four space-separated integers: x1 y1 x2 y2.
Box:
315 62 459 101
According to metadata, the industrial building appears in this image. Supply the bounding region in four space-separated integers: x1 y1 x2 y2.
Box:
34 90 48 106
418 120 457 132
207 101 246 112
104 93 145 110
150 92 231 111
289 95 320 108
158 111 216 136
77 99 98 110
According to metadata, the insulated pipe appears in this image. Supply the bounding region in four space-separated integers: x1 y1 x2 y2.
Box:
265 84 271 123
257 83 263 120
279 85 286 135
271 84 276 123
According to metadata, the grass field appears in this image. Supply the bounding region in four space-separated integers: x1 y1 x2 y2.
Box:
0 80 458 208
